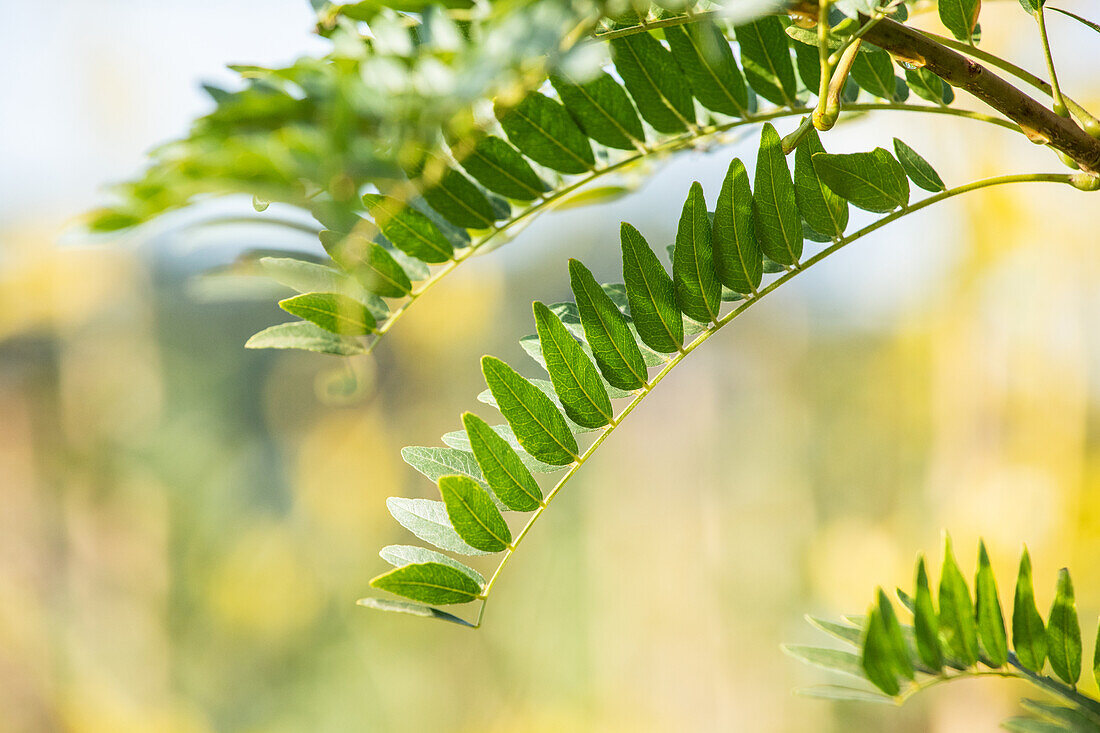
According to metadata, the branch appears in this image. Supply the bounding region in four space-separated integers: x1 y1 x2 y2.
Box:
790 2 1100 174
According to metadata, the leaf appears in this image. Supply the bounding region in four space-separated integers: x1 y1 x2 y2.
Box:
782 645 865 678
279 292 377 336
370 561 481 604
462 413 543 511
319 230 413 297
259 257 386 319
245 321 366 355
362 194 454 263
497 92 594 175
807 616 863 646
795 685 893 704
939 535 978 666
753 123 803 266
735 17 798 107
812 148 910 213
1013 546 1049 673
975 540 1009 667
786 26 900 102
1048 7 1100 35
356 597 475 627
569 259 649 390
664 21 748 117
481 355 579 465
712 158 763 296
386 497 487 556
673 182 721 324
379 545 485 586
454 136 546 202
620 223 684 353
878 588 915 680
892 139 947 193
861 607 901 696
438 474 512 553
401 446 485 487
905 67 955 105
794 128 848 241
913 556 945 672
1020 699 1100 730
417 163 497 230
550 72 645 151
609 32 695 134
447 420 561 475
1047 568 1082 685
1001 716 1073 733
940 0 982 42
534 301 614 429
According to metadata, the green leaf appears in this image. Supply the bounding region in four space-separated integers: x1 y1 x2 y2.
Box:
975 540 1009 667
1016 0 1043 13
913 556 945 672
878 588 915 680
940 0 981 42
812 148 910 214
939 535 978 666
753 123 803 265
673 182 721 324
861 607 901 696
370 561 481 605
497 92 594 175
446 420 561 475
786 26 901 102
905 67 955 105
1047 568 1082 685
356 597 475 627
794 128 848 241
1021 699 1100 730
550 72 645 151
401 446 485 487
461 413 543 511
782 645 865 678
386 497 487 556
735 17 798 108
570 259 649 390
1013 546 1049 673
379 545 485 586
534 302 614 429
481 355 579 465
609 32 695 134
712 158 763 296
438 474 512 553
454 135 547 202
279 292 377 336
892 138 947 193
1048 7 1100 35
620 223 684 353
319 230 413 297
417 163 497 230
664 21 749 117
362 194 454 263
245 321 366 355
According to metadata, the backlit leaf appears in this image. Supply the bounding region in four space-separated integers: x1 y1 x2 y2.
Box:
534 301 613 428
753 123 802 265
892 138 947 193
673 182 721 323
794 128 848 240
665 21 748 117
713 158 762 295
462 412 543 511
940 0 982 42
363 194 454 263
812 148 910 213
610 32 695 134
379 545 485 586
482 355 579 465
570 259 649 390
735 17 798 107
1013 547 1049 673
878 589 914 680
438 474 512 553
1047 568 1082 685
914 556 945 672
620 223 684 353
861 607 901 696
497 92 594 174
975 540 1009 667
939 535 978 666
550 72 645 150
320 230 413 297
453 135 546 202
279 292 377 335
370 561 481 604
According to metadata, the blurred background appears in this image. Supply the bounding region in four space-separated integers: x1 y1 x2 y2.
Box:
3 1 1100 731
